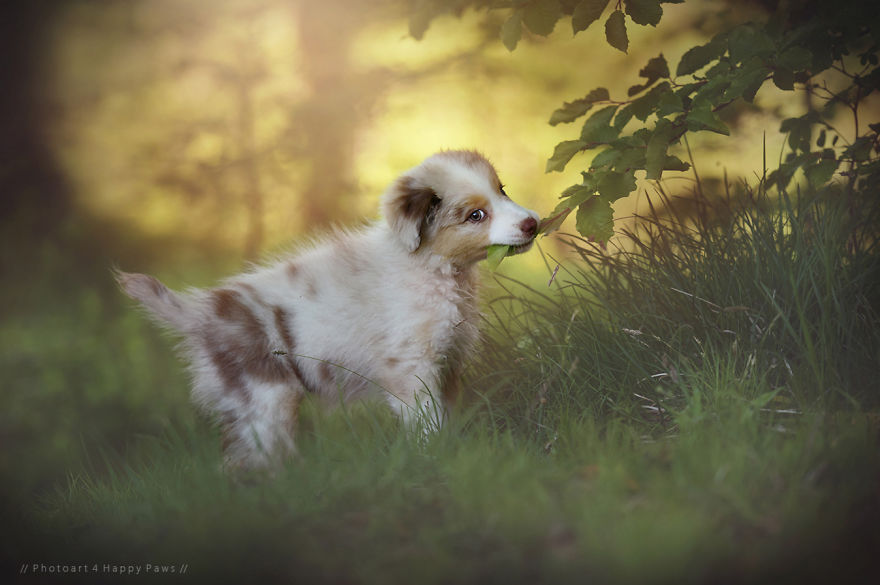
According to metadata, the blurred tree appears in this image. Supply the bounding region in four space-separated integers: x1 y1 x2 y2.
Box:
0 2 72 241
294 1 369 232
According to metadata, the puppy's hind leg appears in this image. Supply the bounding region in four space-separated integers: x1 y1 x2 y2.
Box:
219 382 304 471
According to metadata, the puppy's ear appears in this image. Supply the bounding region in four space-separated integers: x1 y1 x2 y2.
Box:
382 175 440 252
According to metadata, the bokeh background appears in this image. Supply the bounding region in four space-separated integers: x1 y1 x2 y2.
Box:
8 0 801 265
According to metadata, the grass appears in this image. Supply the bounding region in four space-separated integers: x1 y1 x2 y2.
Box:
6 182 880 584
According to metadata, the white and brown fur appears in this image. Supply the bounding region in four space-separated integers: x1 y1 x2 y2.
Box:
117 150 539 469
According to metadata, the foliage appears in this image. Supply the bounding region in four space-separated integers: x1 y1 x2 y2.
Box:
410 0 880 242
410 0 678 50
479 180 880 438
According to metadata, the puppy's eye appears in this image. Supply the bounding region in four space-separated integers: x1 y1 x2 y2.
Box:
467 209 487 223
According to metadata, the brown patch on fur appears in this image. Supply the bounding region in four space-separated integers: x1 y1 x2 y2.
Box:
144 275 167 298
286 263 299 280
455 195 491 221
213 289 248 321
397 176 438 221
384 176 442 252
272 306 316 394
430 224 491 265
385 356 400 368
273 306 294 350
206 290 291 398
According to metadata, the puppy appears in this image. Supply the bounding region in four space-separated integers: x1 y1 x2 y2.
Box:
118 150 539 469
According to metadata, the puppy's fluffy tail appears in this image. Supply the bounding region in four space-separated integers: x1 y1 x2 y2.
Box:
115 270 198 333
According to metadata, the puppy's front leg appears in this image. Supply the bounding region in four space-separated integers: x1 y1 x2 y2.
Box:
380 372 447 435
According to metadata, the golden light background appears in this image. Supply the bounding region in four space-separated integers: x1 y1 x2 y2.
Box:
43 0 821 279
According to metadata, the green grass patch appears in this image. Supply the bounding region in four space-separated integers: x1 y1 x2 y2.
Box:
7 184 880 583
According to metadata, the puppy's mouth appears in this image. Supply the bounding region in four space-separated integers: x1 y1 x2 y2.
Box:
489 239 534 259
507 240 535 255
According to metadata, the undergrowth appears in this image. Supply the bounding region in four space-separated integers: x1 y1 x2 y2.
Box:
474 182 880 441
16 183 880 584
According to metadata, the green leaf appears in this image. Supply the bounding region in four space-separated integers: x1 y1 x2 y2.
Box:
692 75 731 106
628 54 670 96
550 101 594 126
645 118 675 179
632 128 652 143
722 59 769 102
576 196 615 242
578 171 600 191
627 83 646 97
843 136 874 162
631 82 671 121
728 25 775 64
605 10 628 53
614 104 635 130
563 184 597 208
572 0 610 34
547 140 587 172
640 54 670 84
539 205 573 235
580 104 620 142
686 103 729 135
768 156 804 190
776 46 812 71
772 68 795 91
663 154 690 172
624 0 662 26
780 115 812 152
656 88 683 116
705 60 731 78
597 170 637 200
587 86 613 103
674 82 703 107
549 87 609 125
804 158 839 188
523 0 563 36
591 147 622 169
613 147 647 172
501 10 523 52
486 244 511 271
676 35 726 76
541 184 597 235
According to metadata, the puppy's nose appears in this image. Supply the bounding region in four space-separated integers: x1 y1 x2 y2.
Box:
520 217 538 239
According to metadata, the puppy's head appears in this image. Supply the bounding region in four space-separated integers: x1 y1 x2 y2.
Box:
382 150 539 266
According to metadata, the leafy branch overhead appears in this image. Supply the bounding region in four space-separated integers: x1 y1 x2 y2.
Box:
411 0 676 52
410 1 880 244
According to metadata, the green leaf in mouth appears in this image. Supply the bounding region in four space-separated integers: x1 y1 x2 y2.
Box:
486 244 512 271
